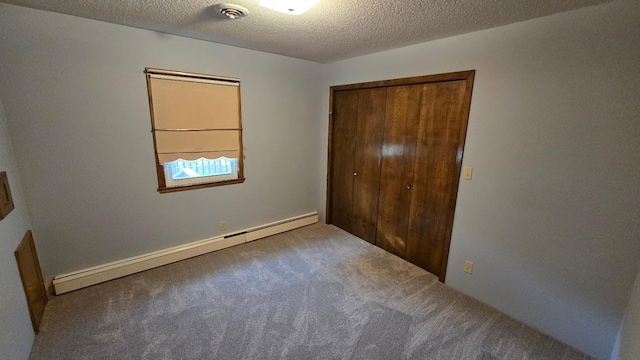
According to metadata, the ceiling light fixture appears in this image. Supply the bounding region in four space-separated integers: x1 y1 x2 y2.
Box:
259 0 320 15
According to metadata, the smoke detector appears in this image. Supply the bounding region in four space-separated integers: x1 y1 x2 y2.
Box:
213 3 249 19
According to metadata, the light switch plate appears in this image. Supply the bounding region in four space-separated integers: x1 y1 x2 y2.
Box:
463 167 473 180
464 261 474 274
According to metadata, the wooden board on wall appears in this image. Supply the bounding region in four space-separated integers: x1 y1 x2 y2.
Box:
0 171 15 220
15 230 48 333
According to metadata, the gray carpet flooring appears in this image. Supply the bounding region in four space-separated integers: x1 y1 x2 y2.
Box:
30 223 593 360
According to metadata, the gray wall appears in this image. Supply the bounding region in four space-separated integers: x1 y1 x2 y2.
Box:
616 268 640 360
320 1 640 359
0 4 323 277
0 98 36 359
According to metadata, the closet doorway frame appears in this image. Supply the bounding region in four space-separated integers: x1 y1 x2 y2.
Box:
326 70 475 282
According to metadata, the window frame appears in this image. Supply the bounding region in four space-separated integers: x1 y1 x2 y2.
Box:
144 67 245 194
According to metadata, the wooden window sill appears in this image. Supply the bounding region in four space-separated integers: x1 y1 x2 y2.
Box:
158 178 245 194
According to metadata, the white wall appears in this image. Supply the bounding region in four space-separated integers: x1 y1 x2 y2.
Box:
0 98 36 359
616 268 640 360
321 1 640 359
0 3 323 277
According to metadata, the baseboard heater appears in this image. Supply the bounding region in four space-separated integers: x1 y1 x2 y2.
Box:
53 211 318 295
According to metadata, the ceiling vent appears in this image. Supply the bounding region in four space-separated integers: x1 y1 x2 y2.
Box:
213 3 249 19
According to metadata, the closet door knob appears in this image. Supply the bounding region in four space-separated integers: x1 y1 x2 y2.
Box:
406 184 412 190
354 172 358 176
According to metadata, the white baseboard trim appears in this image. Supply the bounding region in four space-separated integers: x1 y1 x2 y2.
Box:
53 211 318 295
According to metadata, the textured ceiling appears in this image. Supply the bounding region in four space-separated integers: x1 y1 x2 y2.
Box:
1 0 613 63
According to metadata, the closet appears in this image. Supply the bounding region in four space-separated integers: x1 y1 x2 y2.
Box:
327 71 475 281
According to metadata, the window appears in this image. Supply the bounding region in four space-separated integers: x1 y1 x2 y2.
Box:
145 68 244 193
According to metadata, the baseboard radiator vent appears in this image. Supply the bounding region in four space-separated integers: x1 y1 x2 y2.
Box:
53 211 318 295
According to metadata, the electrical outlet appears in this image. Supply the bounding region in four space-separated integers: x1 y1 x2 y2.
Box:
464 261 474 274
220 221 227 231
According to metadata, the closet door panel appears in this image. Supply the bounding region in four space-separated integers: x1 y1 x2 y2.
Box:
376 84 423 257
330 90 359 233
351 88 387 244
406 80 468 279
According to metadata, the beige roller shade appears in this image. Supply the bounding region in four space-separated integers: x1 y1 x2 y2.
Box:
155 129 239 156
149 77 240 130
157 150 240 164
148 74 243 165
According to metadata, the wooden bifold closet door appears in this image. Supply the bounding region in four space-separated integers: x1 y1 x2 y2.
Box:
330 88 386 244
327 71 475 282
